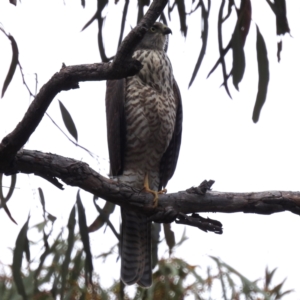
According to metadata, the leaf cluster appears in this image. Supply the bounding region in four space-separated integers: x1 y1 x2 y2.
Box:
0 188 293 299
2 0 291 122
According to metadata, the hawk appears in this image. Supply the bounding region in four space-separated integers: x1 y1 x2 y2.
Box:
105 22 182 287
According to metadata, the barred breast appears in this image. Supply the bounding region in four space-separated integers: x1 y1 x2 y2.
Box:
120 49 177 191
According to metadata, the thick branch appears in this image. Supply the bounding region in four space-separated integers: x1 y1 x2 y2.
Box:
0 62 142 168
0 0 168 168
4 149 300 217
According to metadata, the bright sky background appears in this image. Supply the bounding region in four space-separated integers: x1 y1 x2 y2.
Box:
0 0 300 298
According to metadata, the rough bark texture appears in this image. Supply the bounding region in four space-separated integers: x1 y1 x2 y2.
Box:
2 149 299 219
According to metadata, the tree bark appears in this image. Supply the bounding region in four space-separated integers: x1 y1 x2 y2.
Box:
2 149 299 218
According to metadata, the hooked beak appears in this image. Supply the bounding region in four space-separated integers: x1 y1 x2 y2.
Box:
162 26 172 35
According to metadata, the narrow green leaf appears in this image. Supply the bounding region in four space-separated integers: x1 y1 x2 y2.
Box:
13 217 30 300
1 33 19 98
232 24 245 90
252 25 269 123
76 191 93 283
58 100 78 141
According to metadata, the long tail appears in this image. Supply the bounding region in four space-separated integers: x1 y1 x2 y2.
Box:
121 209 152 287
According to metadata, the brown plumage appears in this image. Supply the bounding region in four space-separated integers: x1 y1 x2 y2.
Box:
105 22 182 287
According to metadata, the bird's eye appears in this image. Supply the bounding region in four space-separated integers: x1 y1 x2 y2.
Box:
150 26 156 32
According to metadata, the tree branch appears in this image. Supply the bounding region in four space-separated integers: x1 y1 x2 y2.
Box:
3 149 300 219
0 0 168 169
1 0 295 232
0 62 141 168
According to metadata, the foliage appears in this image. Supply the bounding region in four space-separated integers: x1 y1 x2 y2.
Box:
1 0 291 122
0 199 293 300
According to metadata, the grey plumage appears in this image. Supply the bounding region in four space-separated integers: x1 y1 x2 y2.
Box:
105 22 182 287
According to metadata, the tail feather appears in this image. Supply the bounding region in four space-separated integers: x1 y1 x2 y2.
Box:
121 209 152 287
137 219 152 287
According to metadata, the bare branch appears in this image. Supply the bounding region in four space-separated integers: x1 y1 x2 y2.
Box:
0 61 142 168
2 149 300 220
0 0 168 170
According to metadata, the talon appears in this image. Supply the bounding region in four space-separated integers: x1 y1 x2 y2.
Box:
143 173 166 207
158 189 167 195
152 192 159 207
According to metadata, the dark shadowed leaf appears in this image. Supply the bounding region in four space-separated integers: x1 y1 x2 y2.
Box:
266 0 290 35
97 16 110 62
1 32 19 98
9 0 17 5
175 0 187 36
76 191 93 283
81 0 85 8
223 0 234 22
275 0 290 35
13 217 30 300
265 267 277 288
47 213 57 222
95 0 110 62
137 0 150 23
238 0 252 45
33 221 60 292
0 173 17 224
232 24 245 90
277 40 282 62
60 205 76 299
71 249 85 281
118 0 130 48
58 100 78 142
252 25 269 123
38 187 46 217
89 199 115 232
163 223 175 254
189 1 210 87
40 234 63 285
0 173 17 204
217 0 231 98
81 12 97 32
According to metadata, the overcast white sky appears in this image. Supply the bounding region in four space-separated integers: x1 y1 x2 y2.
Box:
0 0 300 298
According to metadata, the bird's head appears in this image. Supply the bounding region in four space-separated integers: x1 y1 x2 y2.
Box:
136 22 172 51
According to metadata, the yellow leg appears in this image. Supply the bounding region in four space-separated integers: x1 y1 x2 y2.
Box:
143 173 167 207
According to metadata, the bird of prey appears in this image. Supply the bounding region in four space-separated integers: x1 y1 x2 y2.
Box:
105 22 182 287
